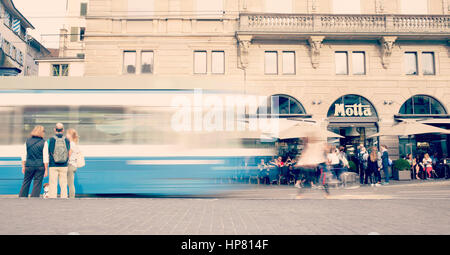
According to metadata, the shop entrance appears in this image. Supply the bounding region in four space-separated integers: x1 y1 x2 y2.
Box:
326 94 379 162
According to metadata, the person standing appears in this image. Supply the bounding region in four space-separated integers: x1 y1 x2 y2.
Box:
19 126 49 198
48 123 71 199
358 145 368 184
381 145 390 185
66 128 80 198
327 146 341 181
366 149 378 186
423 153 433 179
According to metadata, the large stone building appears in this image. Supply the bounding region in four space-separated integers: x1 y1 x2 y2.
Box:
70 0 450 158
0 0 49 75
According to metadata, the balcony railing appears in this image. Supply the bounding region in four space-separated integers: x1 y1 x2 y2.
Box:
239 13 450 34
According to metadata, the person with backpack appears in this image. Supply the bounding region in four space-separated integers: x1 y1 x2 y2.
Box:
358 145 368 184
47 123 71 199
19 125 49 198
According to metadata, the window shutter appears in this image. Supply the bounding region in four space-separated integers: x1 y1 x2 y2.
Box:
70 27 78 42
80 3 88 16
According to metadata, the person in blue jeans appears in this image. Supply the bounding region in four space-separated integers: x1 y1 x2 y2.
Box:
381 145 390 185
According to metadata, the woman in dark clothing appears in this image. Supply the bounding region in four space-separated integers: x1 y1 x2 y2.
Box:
366 149 379 186
19 125 49 198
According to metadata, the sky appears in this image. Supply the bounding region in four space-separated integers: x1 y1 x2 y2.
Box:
13 0 67 49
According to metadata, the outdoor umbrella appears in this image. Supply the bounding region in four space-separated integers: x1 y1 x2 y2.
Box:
368 120 450 138
275 122 344 140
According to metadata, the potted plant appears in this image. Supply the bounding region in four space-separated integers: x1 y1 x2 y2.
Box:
393 159 411 181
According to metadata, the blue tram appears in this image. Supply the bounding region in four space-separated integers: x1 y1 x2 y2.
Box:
0 88 275 196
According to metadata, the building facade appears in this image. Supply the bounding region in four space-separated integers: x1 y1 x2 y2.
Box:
0 0 49 75
36 0 87 77
79 0 449 158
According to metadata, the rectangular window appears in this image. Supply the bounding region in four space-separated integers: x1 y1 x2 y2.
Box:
141 51 154 74
335 52 348 75
79 27 85 41
352 52 366 75
70 27 78 42
80 2 88 16
282 51 295 75
265 0 293 13
265 51 278 75
211 51 225 74
404 52 418 75
194 51 207 74
333 0 361 14
123 51 137 74
422 52 435 75
401 0 428 14
52 64 69 76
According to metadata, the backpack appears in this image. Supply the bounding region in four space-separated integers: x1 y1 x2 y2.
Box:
52 136 68 163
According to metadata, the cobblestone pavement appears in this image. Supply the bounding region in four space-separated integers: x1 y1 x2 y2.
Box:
1 180 449 235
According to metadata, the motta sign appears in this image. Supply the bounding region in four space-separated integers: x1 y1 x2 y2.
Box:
334 103 372 117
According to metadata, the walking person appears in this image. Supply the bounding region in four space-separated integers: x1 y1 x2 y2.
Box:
381 145 390 185
19 125 49 198
66 128 80 198
48 123 71 199
295 132 329 198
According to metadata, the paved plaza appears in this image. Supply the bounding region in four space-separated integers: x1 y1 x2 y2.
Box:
1 180 449 235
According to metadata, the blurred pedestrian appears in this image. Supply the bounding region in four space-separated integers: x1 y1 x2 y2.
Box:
19 125 49 198
327 146 340 181
295 132 329 197
48 123 71 199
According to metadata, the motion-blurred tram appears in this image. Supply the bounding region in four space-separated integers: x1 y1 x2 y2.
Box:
0 86 276 196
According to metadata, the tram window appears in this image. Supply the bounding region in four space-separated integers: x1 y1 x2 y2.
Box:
0 107 14 145
22 107 72 142
78 107 127 144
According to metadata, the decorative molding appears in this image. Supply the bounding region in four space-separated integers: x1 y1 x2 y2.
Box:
379 36 397 69
237 35 252 70
376 0 384 14
308 36 325 69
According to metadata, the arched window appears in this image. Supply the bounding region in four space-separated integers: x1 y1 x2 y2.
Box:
399 95 447 115
327 94 378 119
257 94 306 116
